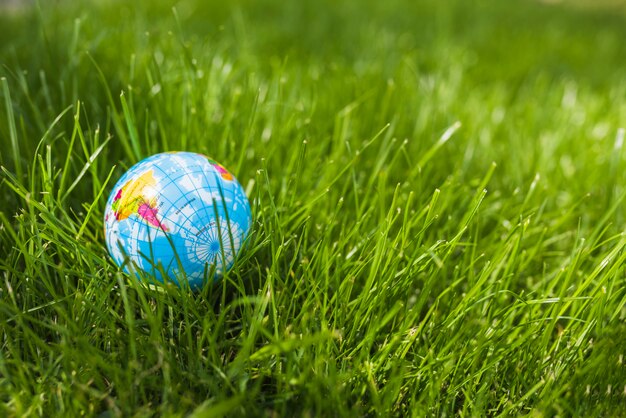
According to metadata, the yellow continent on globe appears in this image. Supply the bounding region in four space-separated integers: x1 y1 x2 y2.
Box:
111 169 168 230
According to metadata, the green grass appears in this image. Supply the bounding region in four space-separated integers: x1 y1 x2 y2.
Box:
2 0 626 416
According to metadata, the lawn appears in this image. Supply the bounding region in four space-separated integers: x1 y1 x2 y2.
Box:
2 0 626 416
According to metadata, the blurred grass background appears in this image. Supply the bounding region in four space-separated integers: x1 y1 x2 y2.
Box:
3 0 626 225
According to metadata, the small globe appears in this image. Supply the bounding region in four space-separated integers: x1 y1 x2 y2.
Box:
104 151 252 288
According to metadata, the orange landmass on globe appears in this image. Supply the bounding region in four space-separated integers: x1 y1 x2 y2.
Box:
206 157 234 181
112 169 168 231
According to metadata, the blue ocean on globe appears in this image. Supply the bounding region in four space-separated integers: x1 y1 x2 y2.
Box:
104 152 252 288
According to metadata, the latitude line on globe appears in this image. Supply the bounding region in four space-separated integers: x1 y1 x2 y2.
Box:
151 160 230 272
197 157 246 273
114 182 192 246
149 163 205 238
112 165 204 277
149 163 211 266
187 163 226 235
196 158 240 222
197 158 240 258
186 164 231 269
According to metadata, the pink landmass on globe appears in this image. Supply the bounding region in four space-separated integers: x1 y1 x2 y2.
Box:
138 203 169 231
